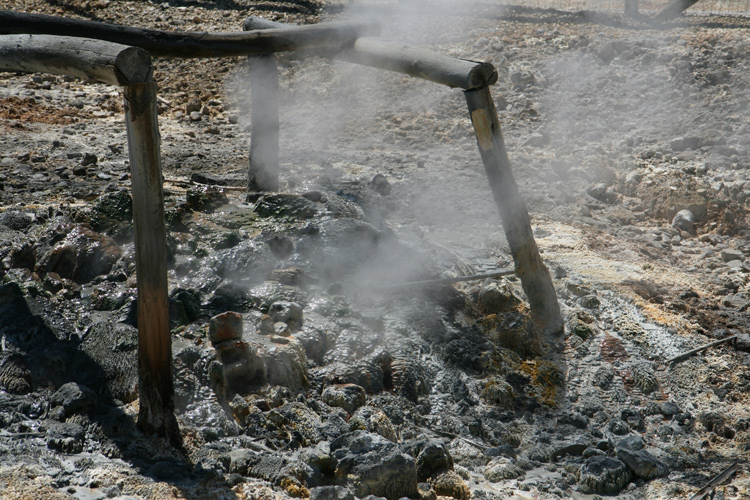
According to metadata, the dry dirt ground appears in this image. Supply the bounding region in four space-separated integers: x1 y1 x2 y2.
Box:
2 1 750 499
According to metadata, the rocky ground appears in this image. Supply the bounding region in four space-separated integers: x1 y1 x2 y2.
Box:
2 1 750 499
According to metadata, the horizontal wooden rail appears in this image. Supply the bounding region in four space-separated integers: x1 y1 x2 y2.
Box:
0 10 380 58
243 16 496 90
0 34 151 85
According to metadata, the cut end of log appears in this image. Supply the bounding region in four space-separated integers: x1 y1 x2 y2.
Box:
114 46 152 85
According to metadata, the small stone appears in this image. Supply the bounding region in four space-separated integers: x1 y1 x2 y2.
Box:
209 311 243 344
616 435 644 452
190 111 202 121
50 382 96 417
672 209 695 234
269 301 303 331
370 174 391 196
660 401 680 416
81 153 98 166
186 99 202 114
322 383 367 414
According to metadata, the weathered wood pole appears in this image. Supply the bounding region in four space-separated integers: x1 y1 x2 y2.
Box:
0 10 380 58
656 0 701 19
465 86 563 336
624 0 639 17
242 18 281 192
123 81 181 446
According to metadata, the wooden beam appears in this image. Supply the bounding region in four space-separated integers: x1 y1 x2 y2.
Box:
464 86 562 336
656 0 702 20
243 21 280 192
0 10 380 58
244 16 496 90
124 81 181 446
0 34 151 85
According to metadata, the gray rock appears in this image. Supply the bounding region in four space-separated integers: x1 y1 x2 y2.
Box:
350 406 398 442
660 401 680 416
264 340 309 391
578 456 631 495
330 431 418 500
322 384 367 414
476 281 521 314
269 301 303 331
50 382 96 417
672 209 695 234
484 457 525 482
310 486 355 500
616 435 645 451
0 211 34 231
721 249 745 263
615 448 668 480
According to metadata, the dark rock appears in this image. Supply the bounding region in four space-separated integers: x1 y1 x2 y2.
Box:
672 209 695 234
0 211 34 231
206 240 275 286
616 434 644 452
36 225 122 284
229 448 312 492
266 234 295 259
85 190 133 236
254 193 320 219
169 288 201 326
484 312 542 359
660 401 680 417
484 444 517 459
215 339 266 395
322 384 367 414
77 322 138 403
475 281 521 314
186 185 227 212
81 152 98 166
699 411 734 438
330 431 418 500
50 382 96 417
370 174 391 196
0 351 33 394
616 448 668 480
415 441 454 481
578 456 631 495
46 421 85 453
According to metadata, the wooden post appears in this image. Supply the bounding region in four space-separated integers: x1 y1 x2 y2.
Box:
123 82 181 446
464 86 562 336
1 34 180 444
624 0 639 17
242 19 280 192
656 0 701 20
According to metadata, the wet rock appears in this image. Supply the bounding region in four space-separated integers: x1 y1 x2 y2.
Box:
577 455 631 495
350 406 398 442
206 240 276 285
254 193 320 219
430 470 470 500
484 457 525 481
672 209 696 234
50 382 96 417
567 313 596 340
615 447 668 480
209 311 243 344
169 287 201 327
264 340 309 391
269 301 303 331
0 352 33 394
36 225 122 284
475 281 521 314
266 235 295 260
215 339 266 395
322 384 367 414
330 431 418 500
85 190 133 237
46 421 85 453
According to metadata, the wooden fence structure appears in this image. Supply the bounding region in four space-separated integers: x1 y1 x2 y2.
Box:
0 10 563 443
